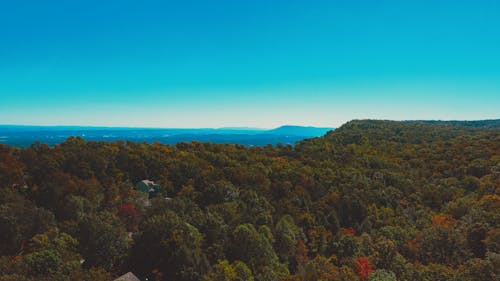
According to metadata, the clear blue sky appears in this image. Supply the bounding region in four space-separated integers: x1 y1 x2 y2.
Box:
0 0 499 128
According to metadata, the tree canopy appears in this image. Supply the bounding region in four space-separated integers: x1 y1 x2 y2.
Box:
0 119 498 280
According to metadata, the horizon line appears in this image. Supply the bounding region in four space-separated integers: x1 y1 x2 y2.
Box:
0 123 337 130
1 118 499 130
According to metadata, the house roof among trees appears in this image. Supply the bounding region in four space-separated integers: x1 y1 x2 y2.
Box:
114 272 140 281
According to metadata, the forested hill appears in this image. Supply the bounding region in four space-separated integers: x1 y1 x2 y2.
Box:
298 119 500 148
0 120 499 281
418 119 500 129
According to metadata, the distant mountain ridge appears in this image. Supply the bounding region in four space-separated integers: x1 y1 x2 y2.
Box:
267 125 334 136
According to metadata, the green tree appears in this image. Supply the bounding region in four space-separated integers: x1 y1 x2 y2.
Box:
25 228 82 279
203 260 254 281
368 269 396 281
0 190 55 255
75 212 129 271
131 210 209 281
275 215 300 266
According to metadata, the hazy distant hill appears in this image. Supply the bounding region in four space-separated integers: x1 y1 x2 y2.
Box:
267 125 333 136
0 125 334 147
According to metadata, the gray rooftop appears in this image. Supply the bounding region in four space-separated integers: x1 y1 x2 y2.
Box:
114 272 141 281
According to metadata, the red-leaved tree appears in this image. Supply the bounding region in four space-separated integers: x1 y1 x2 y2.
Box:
117 203 139 231
355 257 375 281
341 227 356 236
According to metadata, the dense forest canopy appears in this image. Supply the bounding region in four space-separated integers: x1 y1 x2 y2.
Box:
0 120 499 281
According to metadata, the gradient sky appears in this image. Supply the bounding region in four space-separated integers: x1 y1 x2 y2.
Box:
0 0 499 128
